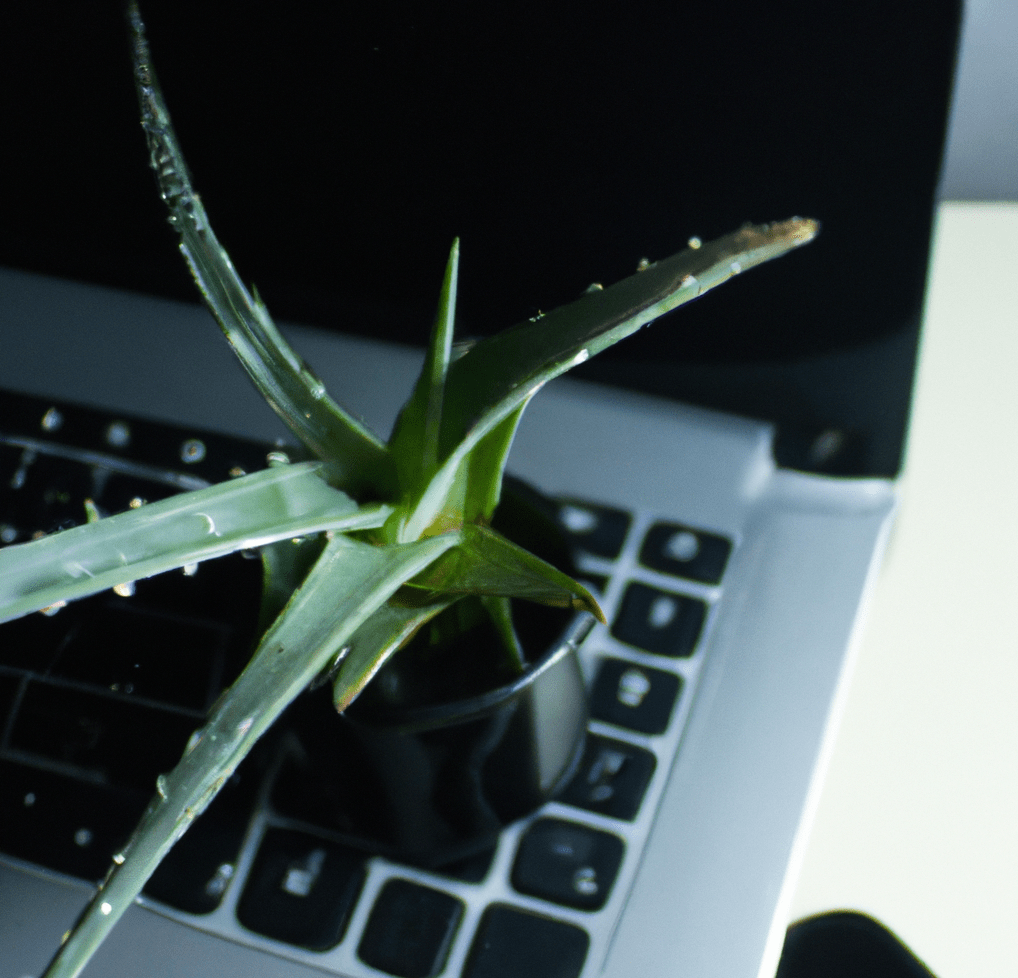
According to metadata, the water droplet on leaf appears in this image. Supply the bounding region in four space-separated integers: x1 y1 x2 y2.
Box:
105 421 131 447
41 407 64 432
180 439 206 464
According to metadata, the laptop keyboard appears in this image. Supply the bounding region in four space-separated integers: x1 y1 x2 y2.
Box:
0 391 732 978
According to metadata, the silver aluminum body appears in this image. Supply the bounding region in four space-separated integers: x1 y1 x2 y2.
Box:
0 269 894 977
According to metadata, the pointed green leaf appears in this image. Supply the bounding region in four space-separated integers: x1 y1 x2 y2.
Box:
258 534 328 635
480 594 526 674
331 591 456 711
390 243 528 539
128 4 394 497
443 402 526 525
406 522 605 622
0 462 388 624
406 220 817 539
401 403 526 541
438 219 818 464
39 530 458 978
389 239 460 495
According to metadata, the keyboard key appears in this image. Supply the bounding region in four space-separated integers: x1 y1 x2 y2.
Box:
122 553 264 693
560 734 656 820
590 658 680 735
0 443 23 494
3 451 94 536
640 522 732 584
611 582 705 657
557 500 630 558
52 599 229 711
10 680 199 791
0 598 88 672
512 818 624 911
0 759 147 881
237 828 366 950
0 673 22 724
358 878 463 978
463 905 589 978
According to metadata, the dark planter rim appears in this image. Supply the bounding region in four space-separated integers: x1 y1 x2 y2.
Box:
351 612 596 734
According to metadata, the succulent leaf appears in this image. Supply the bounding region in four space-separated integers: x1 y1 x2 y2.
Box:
401 403 527 541
406 219 817 541
331 591 457 711
407 522 605 623
389 238 460 496
480 594 527 673
39 530 458 978
391 241 528 537
257 533 328 635
127 4 395 498
436 219 818 464
0 462 388 624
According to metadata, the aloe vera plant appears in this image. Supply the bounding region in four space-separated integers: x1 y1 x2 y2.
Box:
0 5 817 975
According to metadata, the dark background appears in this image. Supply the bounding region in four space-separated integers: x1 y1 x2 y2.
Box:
0 1 961 474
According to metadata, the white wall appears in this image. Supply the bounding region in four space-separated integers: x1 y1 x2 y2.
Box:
939 0 1018 200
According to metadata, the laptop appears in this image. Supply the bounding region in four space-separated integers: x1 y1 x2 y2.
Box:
0 2 961 976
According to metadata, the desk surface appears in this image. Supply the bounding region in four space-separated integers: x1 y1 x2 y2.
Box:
788 202 1018 977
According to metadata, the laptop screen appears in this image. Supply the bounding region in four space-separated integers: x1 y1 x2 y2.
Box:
0 0 961 476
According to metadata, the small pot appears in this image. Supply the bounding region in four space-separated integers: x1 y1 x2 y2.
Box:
339 615 590 867
274 481 591 869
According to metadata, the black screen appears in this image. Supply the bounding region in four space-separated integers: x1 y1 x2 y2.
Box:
0 1 961 474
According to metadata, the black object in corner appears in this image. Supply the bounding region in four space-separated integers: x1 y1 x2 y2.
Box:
777 912 937 978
